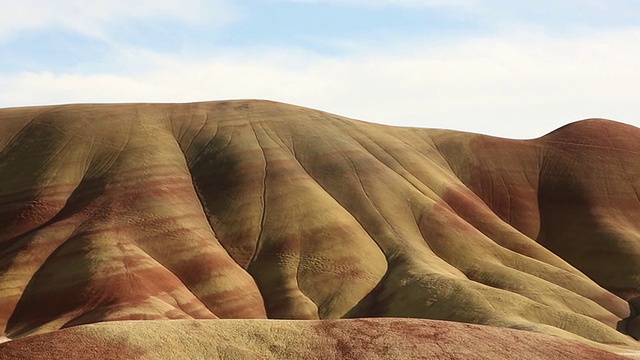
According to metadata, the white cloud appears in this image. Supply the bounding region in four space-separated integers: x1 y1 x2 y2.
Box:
0 0 239 40
2 28 640 139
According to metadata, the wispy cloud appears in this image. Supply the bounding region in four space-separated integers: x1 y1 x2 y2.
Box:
0 0 239 41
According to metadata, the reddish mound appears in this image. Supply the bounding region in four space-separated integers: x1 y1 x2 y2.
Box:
0 318 631 359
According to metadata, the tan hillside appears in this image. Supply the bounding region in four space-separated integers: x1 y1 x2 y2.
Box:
0 318 633 360
1 100 639 357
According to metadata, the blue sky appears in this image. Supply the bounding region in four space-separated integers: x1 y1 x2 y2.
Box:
1 1 640 138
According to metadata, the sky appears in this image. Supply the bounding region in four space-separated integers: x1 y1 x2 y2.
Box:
1 0 640 139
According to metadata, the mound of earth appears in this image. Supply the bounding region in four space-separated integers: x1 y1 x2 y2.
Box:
0 318 634 360
1 100 640 357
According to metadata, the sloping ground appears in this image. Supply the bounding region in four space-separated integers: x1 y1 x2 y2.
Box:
0 318 633 360
1 100 640 356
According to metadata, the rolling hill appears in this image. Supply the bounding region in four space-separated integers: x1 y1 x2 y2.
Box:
1 100 639 358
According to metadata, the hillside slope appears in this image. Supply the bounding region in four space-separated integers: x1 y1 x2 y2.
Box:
1 100 639 356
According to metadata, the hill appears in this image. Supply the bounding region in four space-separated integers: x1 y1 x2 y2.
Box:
1 100 639 358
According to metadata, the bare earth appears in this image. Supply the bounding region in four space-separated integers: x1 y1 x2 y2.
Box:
1 100 640 358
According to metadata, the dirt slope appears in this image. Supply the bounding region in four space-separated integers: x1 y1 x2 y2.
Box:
1 100 639 357
0 318 633 360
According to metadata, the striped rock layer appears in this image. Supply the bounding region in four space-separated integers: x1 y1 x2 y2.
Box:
1 100 640 357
